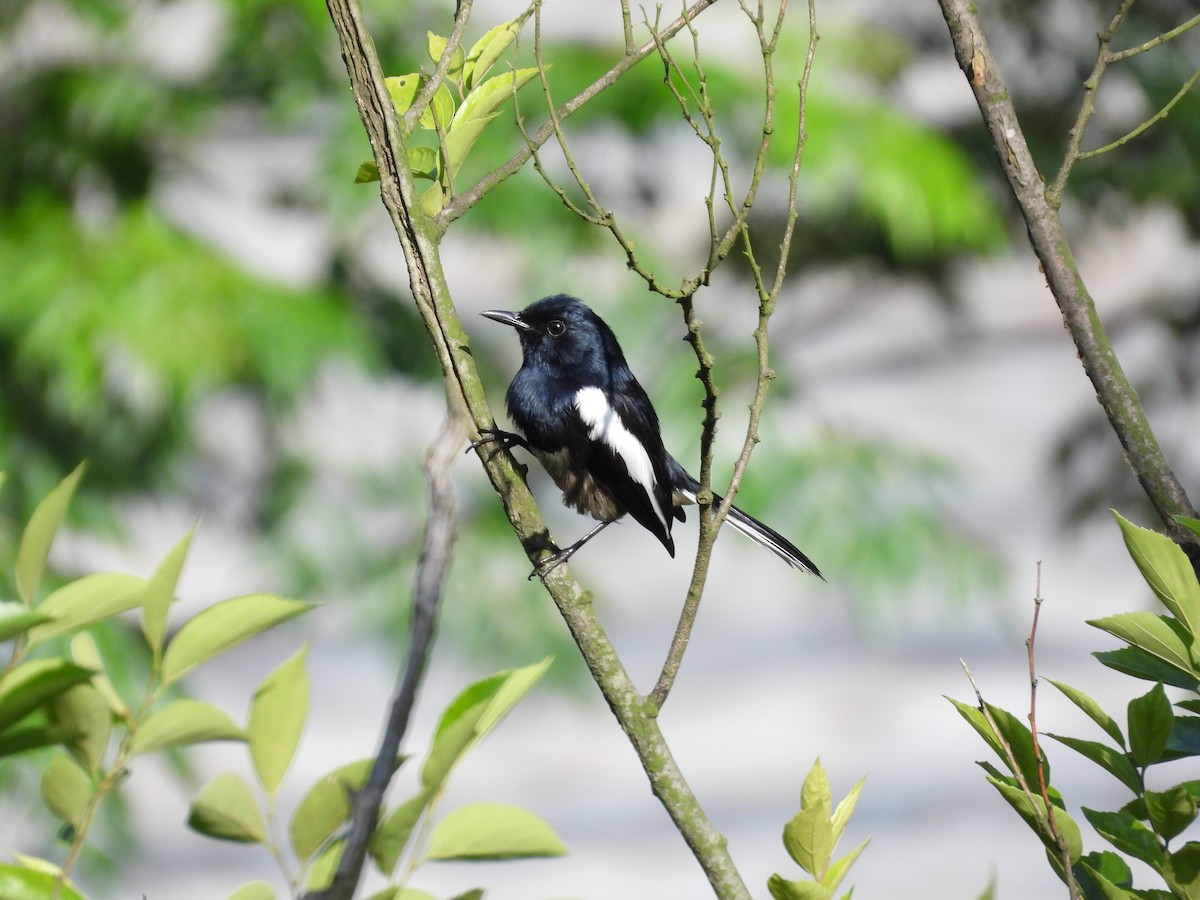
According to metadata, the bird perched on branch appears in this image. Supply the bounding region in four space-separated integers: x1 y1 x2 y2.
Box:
475 294 822 579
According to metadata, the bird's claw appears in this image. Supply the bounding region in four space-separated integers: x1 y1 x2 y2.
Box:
527 546 575 580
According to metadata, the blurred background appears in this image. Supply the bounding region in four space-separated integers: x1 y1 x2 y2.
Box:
1 0 1198 897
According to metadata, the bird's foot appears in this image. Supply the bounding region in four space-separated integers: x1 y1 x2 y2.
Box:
526 545 578 580
468 427 529 455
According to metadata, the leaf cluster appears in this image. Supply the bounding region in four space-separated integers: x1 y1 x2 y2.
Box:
953 512 1200 899
187 655 563 900
768 759 868 900
355 20 540 217
0 464 313 897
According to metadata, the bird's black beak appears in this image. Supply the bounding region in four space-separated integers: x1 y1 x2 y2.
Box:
481 309 535 333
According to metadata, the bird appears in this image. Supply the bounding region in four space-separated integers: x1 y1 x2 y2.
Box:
475 294 822 579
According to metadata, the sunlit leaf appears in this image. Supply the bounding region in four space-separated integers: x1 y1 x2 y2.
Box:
49 683 111 774
0 603 53 643
463 19 522 91
1089 612 1199 682
131 699 244 755
986 776 1082 864
370 789 431 876
407 147 439 181
1114 512 1200 636
425 802 567 861
0 863 86 900
354 160 380 184
426 31 465 85
1047 679 1125 747
161 594 314 686
767 874 829 900
226 882 276 900
0 659 95 732
386 74 420 115
303 838 343 892
70 631 128 717
1083 807 1165 869
16 462 86 604
188 772 266 844
445 68 540 176
1128 682 1174 766
1045 734 1141 793
784 805 833 879
41 752 93 828
1145 786 1197 842
418 82 455 131
141 528 195 655
823 839 868 896
249 644 310 796
290 758 376 862
26 572 147 645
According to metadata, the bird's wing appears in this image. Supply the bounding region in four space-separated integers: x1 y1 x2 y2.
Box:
573 385 677 554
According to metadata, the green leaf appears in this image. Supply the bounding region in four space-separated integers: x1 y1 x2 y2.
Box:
0 723 79 758
386 74 420 114
418 81 455 131
407 147 439 181
141 528 194 655
445 67 539 176
1145 786 1197 842
16 462 86 604
426 31 465 84
1047 678 1126 747
447 890 485 900
419 182 444 217
784 806 834 879
1079 859 1139 900
1166 716 1200 760
26 572 147 645
227 882 276 900
1164 842 1200 900
801 758 832 812
49 683 111 774
1114 511 1200 636
0 602 53 643
422 657 551 792
1177 516 1200 539
0 864 86 900
41 752 93 827
1082 807 1166 869
1089 612 1199 680
1045 733 1141 793
1078 850 1133 891
70 631 129 717
130 699 244 755
289 758 375 862
1128 682 1174 766
1096 645 1200 690
249 644 309 796
303 837 344 892
463 19 522 91
160 594 314 687
354 161 380 184
370 789 431 876
823 839 869 895
830 776 866 846
986 776 1083 864
768 874 830 900
0 659 95 732
367 890 436 900
188 772 266 844
948 696 1047 790
426 802 567 861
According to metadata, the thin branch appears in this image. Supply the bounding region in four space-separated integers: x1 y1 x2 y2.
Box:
1109 12 1200 61
959 658 1083 899
437 0 720 227
1049 0 1136 204
937 0 1200 569
305 410 466 900
1077 67 1200 160
402 2 473 136
1025 562 1075 892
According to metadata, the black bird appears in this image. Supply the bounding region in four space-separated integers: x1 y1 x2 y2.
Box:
477 294 822 578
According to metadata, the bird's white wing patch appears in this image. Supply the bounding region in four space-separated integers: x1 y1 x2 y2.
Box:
574 386 669 530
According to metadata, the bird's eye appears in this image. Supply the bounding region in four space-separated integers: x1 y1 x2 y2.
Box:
546 319 566 337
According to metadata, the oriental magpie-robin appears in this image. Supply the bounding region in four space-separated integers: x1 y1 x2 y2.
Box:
477 294 822 579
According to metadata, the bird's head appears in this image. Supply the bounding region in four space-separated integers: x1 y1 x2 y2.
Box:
481 294 625 376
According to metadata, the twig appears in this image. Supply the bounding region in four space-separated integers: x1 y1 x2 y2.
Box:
402 1 473 136
1025 562 1075 890
437 0 720 227
304 410 466 900
936 0 1200 569
1109 13 1200 61
1077 67 1200 160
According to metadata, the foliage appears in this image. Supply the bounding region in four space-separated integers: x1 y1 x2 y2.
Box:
768 759 868 900
953 512 1200 899
186 655 563 898
0 466 312 893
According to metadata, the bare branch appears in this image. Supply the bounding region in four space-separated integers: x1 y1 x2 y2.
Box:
1109 12 1200 61
1077 67 1200 160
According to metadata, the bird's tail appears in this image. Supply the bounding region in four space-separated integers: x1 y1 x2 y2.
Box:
673 470 823 579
